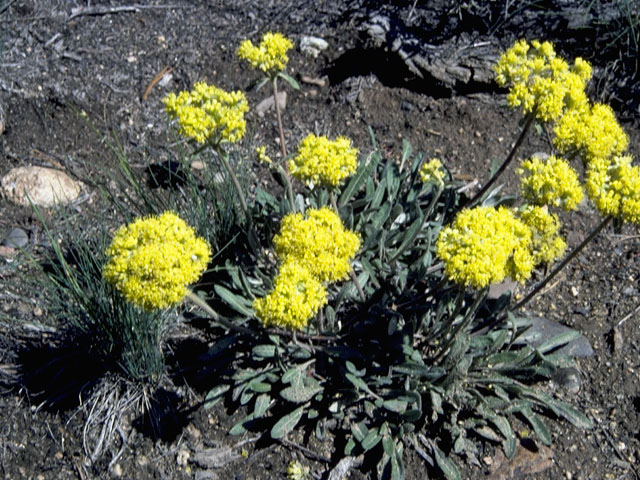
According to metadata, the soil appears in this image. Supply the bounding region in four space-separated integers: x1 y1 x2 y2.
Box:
1 1 639 479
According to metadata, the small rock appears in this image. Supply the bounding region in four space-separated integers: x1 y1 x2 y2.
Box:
191 160 205 171
110 463 123 477
187 423 202 440
609 326 623 353
299 35 329 58
195 471 219 480
2 227 28 248
37 475 44 480
33 307 43 317
488 280 517 300
255 91 286 115
1 165 83 207
177 449 190 466
552 367 581 393
0 245 17 259
55 451 64 460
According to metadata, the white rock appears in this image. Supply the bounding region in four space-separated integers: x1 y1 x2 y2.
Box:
300 36 329 58
255 91 286 115
1 165 83 207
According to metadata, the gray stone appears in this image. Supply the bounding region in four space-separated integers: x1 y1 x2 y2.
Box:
255 91 286 116
552 366 581 393
515 316 594 357
299 35 329 58
2 227 28 248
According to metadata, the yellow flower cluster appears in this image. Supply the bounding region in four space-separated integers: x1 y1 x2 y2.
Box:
254 208 360 330
274 207 361 283
237 32 293 77
289 134 359 188
252 259 327 330
586 155 640 224
494 39 591 122
436 206 534 289
518 206 566 265
255 145 272 165
518 155 583 210
164 82 248 144
554 103 629 163
419 158 446 186
104 212 211 311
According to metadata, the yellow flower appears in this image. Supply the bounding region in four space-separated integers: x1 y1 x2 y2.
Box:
554 103 628 164
586 155 640 224
273 207 361 283
253 259 327 330
287 460 310 480
494 39 590 122
164 82 248 144
289 134 359 188
436 206 534 289
104 212 211 311
419 158 446 187
518 155 583 210
255 145 272 165
518 206 566 264
237 32 293 77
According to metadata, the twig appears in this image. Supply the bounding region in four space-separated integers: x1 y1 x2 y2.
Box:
68 4 187 21
0 0 17 16
617 301 640 327
142 66 175 101
279 438 331 463
272 78 288 161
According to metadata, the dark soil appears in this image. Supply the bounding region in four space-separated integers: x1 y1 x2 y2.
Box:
1 1 639 479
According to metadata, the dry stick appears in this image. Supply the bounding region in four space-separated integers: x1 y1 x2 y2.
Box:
272 78 288 161
350 267 366 302
465 113 535 208
216 148 249 214
508 215 613 314
68 4 186 21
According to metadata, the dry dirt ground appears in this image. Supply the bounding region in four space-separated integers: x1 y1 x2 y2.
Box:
0 1 639 479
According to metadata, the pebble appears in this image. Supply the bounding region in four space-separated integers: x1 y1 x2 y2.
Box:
255 91 286 116
299 35 329 58
110 463 123 477
2 227 28 248
552 367 581 393
176 449 190 466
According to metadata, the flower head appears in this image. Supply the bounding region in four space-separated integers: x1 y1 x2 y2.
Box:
237 32 293 77
253 259 327 330
255 145 272 166
419 158 446 187
554 103 628 164
586 154 640 224
287 460 311 480
436 206 534 289
289 134 359 188
518 155 583 210
494 39 590 122
104 212 211 311
164 82 248 144
274 207 361 283
518 206 566 264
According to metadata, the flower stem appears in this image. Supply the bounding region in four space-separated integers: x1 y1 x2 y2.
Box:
350 266 366 302
186 291 254 335
272 77 288 161
466 113 534 208
215 146 249 214
509 215 613 313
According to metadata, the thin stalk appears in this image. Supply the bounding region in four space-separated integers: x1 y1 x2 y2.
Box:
509 215 613 313
350 266 366 302
276 164 296 212
272 77 287 161
215 147 249 214
186 291 254 335
466 113 534 208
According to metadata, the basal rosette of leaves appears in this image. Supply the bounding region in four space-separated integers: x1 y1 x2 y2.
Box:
204 135 591 480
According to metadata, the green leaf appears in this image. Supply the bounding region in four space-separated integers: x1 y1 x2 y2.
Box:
351 421 369 442
254 394 271 418
214 284 253 316
361 428 382 451
400 138 413 171
252 344 277 358
345 372 375 396
271 406 305 439
280 384 322 403
278 72 300 90
537 330 580 354
248 381 271 393
344 437 357 456
204 384 230 409
339 151 383 207
520 407 552 446
390 213 424 261
432 443 461 480
383 399 408 413
229 413 255 435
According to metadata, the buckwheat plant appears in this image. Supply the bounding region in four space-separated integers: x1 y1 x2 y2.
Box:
45 35 638 479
